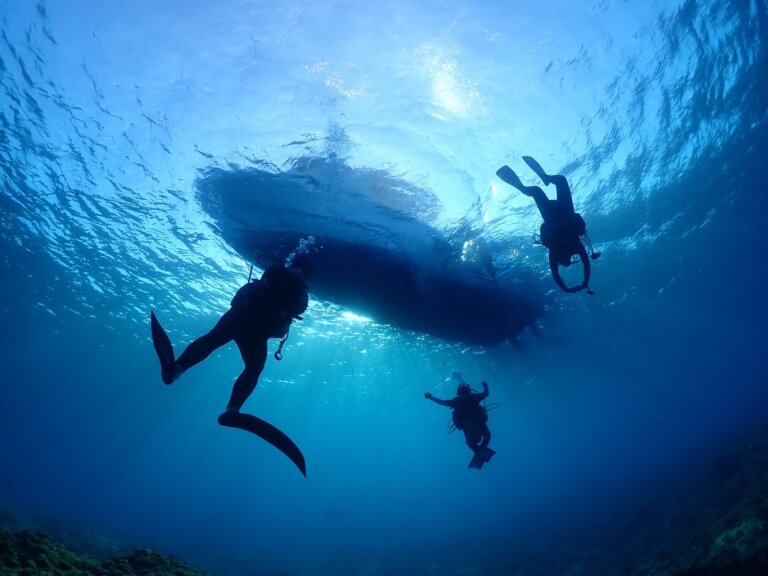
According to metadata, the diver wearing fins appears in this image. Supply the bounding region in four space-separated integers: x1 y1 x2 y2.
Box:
425 376 495 469
150 249 315 476
496 156 600 294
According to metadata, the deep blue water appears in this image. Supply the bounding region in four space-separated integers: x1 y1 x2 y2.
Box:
1 0 767 574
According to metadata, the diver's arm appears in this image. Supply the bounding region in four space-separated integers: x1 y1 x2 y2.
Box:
424 393 451 407
576 241 591 291
477 381 489 400
549 251 574 293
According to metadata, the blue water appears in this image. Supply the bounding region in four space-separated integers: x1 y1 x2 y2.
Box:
1 0 767 574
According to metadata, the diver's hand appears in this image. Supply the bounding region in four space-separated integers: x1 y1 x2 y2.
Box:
424 392 433 400
481 381 488 389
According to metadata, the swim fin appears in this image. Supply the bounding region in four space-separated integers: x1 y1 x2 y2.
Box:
218 411 307 477
468 452 485 469
522 156 550 185
479 447 496 462
495 165 523 189
496 164 525 190
150 310 179 384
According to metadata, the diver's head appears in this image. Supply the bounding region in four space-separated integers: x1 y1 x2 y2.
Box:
456 383 471 397
288 253 314 281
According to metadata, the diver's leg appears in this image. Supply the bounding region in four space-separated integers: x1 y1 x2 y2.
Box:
464 429 482 452
465 431 486 468
175 310 236 376
480 424 491 449
497 165 552 217
225 337 268 412
550 175 575 214
477 424 495 462
529 188 554 220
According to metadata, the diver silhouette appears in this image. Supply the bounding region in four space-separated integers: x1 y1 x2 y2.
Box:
425 377 495 469
496 156 600 294
150 249 315 476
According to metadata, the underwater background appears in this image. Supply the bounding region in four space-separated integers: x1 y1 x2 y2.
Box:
1 0 767 574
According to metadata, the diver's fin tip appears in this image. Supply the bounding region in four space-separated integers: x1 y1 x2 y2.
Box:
469 453 485 469
496 165 523 188
150 310 177 379
219 411 307 477
522 156 548 183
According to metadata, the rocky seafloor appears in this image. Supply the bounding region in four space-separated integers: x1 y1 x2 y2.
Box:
0 528 208 576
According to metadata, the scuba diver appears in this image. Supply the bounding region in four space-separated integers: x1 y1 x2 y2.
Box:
149 247 315 476
496 156 600 294
424 377 495 469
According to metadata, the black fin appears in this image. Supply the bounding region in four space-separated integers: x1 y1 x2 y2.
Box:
150 311 176 381
522 156 549 183
468 453 485 469
496 165 523 189
218 411 307 477
480 447 496 462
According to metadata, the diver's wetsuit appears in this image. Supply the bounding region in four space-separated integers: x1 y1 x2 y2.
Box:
175 265 308 410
